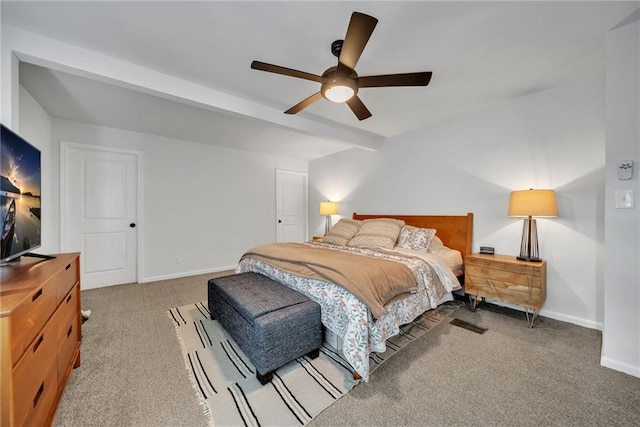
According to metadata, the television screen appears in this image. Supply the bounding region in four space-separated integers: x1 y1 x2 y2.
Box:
1 124 42 263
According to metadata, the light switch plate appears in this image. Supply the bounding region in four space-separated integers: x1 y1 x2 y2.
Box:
615 190 634 208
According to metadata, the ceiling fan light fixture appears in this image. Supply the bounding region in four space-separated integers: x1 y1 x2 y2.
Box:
321 78 357 103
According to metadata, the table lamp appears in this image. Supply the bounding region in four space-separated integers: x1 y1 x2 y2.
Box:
508 189 558 262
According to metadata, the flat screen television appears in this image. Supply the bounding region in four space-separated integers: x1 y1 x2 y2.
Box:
1 124 42 263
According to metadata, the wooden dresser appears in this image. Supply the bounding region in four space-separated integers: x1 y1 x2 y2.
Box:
0 253 81 426
465 253 546 327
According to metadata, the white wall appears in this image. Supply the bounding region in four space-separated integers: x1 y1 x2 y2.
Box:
310 69 606 330
602 16 640 377
17 85 56 255
51 119 307 282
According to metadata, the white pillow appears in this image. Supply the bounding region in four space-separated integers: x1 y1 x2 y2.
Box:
427 235 445 252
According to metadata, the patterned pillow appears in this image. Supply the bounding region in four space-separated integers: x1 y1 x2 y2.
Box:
323 219 362 246
347 218 405 249
396 225 437 252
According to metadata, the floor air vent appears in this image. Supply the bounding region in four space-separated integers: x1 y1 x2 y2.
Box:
450 318 487 334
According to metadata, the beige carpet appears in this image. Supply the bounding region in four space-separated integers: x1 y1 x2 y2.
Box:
53 273 640 427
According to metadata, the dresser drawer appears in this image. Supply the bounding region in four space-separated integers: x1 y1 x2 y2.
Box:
19 361 58 427
10 283 57 364
55 284 80 341
57 315 80 385
12 316 58 426
56 285 81 382
56 257 80 306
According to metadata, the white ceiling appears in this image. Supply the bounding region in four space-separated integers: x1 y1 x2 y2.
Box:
2 1 638 160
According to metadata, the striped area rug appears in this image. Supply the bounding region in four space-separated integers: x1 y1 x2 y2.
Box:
168 300 461 426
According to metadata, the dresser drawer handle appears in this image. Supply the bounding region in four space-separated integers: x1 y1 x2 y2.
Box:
67 325 73 338
66 293 73 304
33 382 44 408
66 263 71 270
32 288 43 302
33 335 44 353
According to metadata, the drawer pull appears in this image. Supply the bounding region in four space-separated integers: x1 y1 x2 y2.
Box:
67 325 73 338
66 293 73 303
66 263 71 270
33 335 44 353
33 382 45 408
32 288 43 302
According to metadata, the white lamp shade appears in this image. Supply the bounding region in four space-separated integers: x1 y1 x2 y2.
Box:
319 201 338 215
508 189 558 218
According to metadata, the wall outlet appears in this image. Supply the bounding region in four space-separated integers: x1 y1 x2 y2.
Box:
174 256 181 264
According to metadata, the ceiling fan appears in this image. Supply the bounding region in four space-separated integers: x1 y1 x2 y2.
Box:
251 12 432 121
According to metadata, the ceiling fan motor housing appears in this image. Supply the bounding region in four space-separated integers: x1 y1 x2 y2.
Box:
331 40 343 58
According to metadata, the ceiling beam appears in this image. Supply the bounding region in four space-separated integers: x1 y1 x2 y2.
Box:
2 26 382 151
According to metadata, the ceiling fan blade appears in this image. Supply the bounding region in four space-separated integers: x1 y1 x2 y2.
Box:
251 61 323 83
345 95 372 121
338 12 378 72
356 72 432 88
284 92 323 115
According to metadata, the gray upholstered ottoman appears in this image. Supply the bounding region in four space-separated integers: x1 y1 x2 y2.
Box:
207 272 322 384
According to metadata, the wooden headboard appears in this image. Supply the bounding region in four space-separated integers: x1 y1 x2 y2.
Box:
352 213 474 258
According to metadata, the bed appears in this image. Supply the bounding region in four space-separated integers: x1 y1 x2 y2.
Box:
237 212 473 381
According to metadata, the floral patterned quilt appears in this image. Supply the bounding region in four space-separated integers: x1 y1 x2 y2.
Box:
237 242 461 381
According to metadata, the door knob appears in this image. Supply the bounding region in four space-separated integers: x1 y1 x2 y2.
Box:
278 219 282 223
130 223 136 228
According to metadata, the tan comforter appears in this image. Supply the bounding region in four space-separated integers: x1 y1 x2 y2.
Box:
240 242 418 318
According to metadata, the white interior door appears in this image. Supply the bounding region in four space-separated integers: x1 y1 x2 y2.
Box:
61 142 139 289
275 169 308 243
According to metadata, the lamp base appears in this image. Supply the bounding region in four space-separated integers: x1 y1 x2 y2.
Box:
516 256 543 262
518 218 542 262
324 215 333 235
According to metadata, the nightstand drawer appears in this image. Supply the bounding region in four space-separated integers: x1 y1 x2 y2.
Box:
466 270 543 309
466 256 542 277
466 263 543 289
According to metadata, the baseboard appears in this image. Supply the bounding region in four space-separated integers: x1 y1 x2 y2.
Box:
141 264 238 283
538 307 603 331
601 356 640 378
483 298 603 330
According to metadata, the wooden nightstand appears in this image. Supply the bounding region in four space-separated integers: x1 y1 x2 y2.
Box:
465 254 547 327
